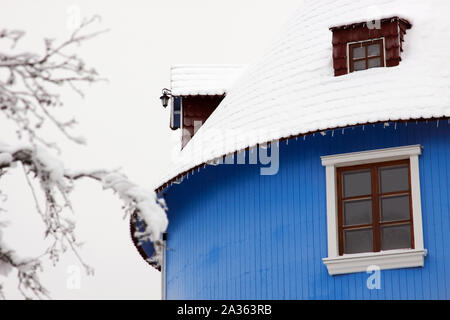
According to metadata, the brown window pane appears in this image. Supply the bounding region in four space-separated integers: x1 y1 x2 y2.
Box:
379 166 409 193
344 199 372 226
344 228 373 254
368 44 381 57
381 195 410 222
381 224 412 250
353 60 366 71
353 46 365 59
368 58 382 69
343 170 371 198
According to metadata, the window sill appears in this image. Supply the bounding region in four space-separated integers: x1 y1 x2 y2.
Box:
322 249 427 275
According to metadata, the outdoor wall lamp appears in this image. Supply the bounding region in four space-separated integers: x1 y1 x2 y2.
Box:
160 88 172 108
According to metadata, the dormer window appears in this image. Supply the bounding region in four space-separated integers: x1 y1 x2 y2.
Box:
349 39 385 73
330 17 412 77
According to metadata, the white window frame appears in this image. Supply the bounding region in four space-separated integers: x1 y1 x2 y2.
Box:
346 37 387 74
321 145 427 275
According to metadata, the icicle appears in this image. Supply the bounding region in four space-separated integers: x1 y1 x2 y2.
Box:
436 120 439 128
394 122 397 130
313 133 315 137
342 128 345 134
362 125 365 131
303 135 306 141
173 176 184 185
286 140 289 145
405 122 408 127
332 130 335 137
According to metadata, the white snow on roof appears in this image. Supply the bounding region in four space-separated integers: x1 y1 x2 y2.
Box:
157 0 450 189
170 64 246 96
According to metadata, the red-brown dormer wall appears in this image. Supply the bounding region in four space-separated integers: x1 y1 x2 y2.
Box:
331 17 412 76
181 95 224 149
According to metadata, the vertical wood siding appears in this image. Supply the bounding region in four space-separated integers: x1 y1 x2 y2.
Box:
164 120 450 299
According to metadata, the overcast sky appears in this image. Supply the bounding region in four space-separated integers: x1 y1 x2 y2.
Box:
0 0 300 299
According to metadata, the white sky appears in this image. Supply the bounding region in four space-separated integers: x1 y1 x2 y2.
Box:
0 0 300 299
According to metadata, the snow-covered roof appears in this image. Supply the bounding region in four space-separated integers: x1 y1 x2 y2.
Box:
157 0 450 190
170 64 246 96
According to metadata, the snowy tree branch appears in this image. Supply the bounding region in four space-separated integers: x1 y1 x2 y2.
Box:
0 17 168 299
0 240 50 300
0 142 168 299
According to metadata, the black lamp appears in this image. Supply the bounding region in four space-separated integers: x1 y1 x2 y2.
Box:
160 88 172 108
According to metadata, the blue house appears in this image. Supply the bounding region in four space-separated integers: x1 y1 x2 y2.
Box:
133 0 450 299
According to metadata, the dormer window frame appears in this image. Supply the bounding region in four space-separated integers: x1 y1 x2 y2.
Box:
347 38 386 74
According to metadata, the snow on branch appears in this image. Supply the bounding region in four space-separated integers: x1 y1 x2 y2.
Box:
0 226 49 300
0 142 168 299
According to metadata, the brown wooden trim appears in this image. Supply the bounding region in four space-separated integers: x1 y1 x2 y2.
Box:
408 162 415 249
372 166 381 252
130 212 161 271
342 224 374 230
379 220 411 226
336 159 414 255
337 166 344 255
339 159 409 172
342 195 372 201
379 190 409 198
330 16 412 31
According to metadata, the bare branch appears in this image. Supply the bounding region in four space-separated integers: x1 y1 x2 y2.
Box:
0 16 108 146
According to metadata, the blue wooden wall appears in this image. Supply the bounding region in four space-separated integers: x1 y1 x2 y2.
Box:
163 120 450 300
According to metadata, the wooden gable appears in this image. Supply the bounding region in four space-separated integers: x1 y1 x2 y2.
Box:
181 95 224 149
330 17 412 76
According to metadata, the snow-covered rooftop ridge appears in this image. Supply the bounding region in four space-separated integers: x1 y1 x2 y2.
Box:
157 0 450 190
170 64 247 96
